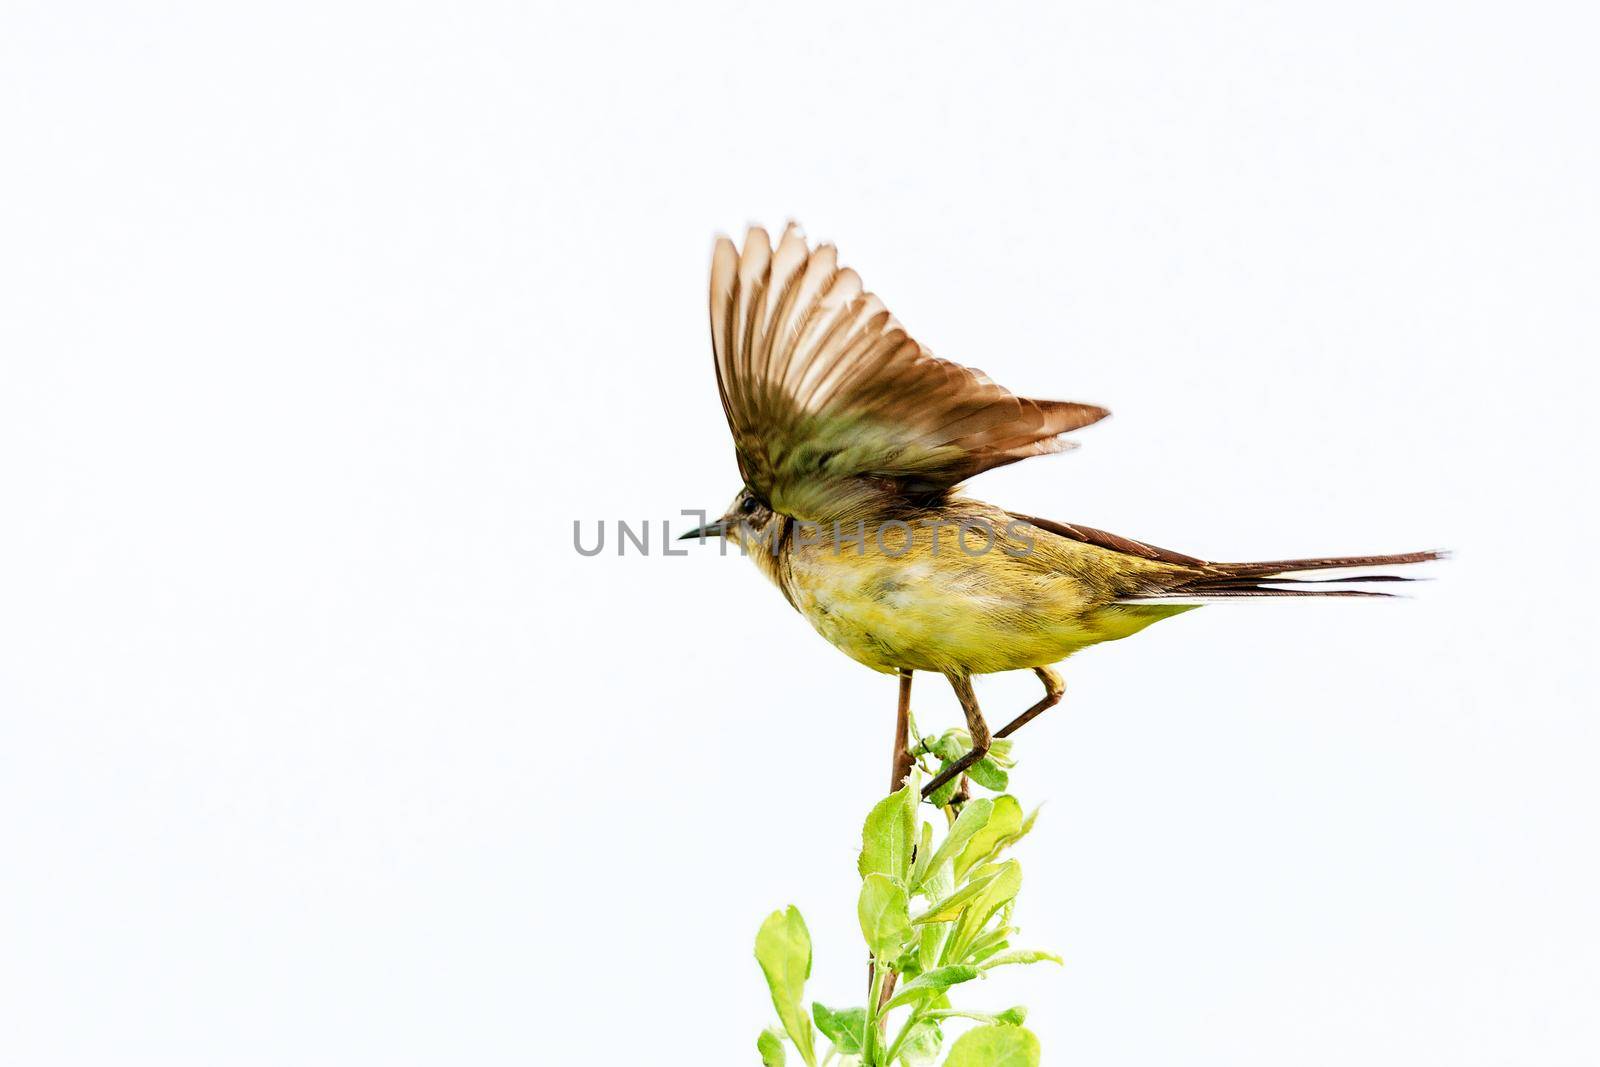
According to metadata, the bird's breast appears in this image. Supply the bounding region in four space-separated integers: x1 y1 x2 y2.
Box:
783 538 1098 675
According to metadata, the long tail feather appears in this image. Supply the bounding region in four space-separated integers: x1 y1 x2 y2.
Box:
1195 549 1444 579
1129 549 1446 601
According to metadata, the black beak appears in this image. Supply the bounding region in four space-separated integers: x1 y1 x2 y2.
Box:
678 519 729 541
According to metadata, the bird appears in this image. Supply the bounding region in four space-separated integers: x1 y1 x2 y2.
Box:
681 223 1440 799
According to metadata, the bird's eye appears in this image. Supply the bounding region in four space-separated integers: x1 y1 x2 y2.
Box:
740 496 760 515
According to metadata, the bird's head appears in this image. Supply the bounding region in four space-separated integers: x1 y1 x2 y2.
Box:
679 487 784 553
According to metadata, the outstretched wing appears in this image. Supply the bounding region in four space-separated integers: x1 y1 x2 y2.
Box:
709 224 1108 522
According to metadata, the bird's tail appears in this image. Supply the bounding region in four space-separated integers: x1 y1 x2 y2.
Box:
1128 549 1446 601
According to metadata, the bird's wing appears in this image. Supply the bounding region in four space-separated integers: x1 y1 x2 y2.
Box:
709 223 1108 522
1005 512 1207 566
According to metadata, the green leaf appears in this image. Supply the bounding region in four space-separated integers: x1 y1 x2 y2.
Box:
967 933 1012 965
858 873 913 961
755 907 817 1067
954 796 1023 879
923 763 961 809
979 949 1062 970
859 783 917 882
757 1027 786 1066
948 861 1022 961
811 1003 866 1055
1018 803 1041 839
921 1005 1030 1027
885 965 981 1009
967 756 1008 792
963 919 1015 962
942 1024 1040 1067
920 850 955 908
907 819 935 889
916 923 944 974
933 730 968 762
912 799 992 891
895 1016 943 1065
911 868 1000 925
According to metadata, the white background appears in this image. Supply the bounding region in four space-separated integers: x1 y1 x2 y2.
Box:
2 2 1596 1064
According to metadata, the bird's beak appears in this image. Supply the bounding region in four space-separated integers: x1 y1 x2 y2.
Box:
679 519 729 540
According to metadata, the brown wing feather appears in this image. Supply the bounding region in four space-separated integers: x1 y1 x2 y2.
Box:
710 224 1108 521
1008 512 1207 566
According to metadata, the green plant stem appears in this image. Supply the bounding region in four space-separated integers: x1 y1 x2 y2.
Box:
862 962 889 1064
874 670 917 1012
882 1000 926 1064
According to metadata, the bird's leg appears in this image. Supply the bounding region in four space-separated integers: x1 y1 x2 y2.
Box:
994 666 1065 739
890 669 915 791
920 673 991 799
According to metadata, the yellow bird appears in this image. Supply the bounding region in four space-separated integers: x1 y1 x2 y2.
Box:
683 224 1439 798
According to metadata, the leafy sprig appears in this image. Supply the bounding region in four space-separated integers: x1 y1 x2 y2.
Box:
753 758 1057 1066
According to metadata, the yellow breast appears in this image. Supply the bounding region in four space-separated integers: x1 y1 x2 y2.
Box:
773 508 1190 676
